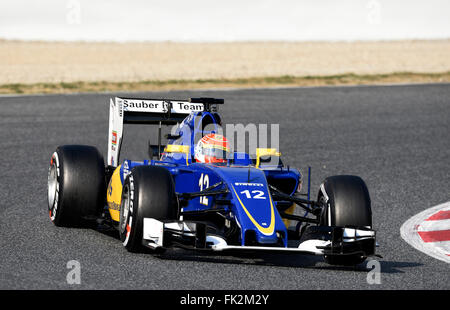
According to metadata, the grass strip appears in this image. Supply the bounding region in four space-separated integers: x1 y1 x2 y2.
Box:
1 71 449 95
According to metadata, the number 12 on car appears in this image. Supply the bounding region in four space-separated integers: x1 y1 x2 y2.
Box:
240 190 267 199
199 173 209 205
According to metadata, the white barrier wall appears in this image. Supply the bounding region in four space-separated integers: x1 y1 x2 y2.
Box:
0 0 449 42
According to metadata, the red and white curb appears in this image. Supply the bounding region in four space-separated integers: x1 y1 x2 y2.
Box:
400 201 450 263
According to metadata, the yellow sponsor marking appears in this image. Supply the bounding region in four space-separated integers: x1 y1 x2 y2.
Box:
164 144 190 165
106 165 122 222
255 148 281 168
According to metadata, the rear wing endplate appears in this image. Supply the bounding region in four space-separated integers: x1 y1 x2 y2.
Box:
107 97 223 166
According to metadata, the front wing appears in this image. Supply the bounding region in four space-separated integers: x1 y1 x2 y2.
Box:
142 218 377 257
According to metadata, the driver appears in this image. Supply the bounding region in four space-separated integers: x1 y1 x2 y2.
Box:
194 133 230 164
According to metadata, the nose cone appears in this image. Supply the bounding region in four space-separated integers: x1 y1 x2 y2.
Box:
212 166 286 246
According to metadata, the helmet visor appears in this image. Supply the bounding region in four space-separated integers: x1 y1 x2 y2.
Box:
203 146 231 160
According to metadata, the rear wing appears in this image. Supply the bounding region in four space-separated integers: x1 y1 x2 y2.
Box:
107 97 224 166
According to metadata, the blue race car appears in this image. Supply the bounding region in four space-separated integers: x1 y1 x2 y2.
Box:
47 97 377 266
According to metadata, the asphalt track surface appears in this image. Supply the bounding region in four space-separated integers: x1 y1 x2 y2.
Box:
0 84 449 289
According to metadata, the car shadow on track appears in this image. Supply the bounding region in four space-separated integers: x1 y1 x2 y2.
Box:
154 250 366 272
156 251 423 273
378 261 423 274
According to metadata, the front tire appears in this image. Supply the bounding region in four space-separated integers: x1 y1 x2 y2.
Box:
318 175 372 266
48 145 106 227
119 166 177 252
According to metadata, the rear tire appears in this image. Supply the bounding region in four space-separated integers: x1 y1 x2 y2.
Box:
318 175 372 266
119 166 177 253
48 145 106 227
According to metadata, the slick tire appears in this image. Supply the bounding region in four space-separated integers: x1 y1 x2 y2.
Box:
318 175 372 266
48 145 106 227
119 166 177 253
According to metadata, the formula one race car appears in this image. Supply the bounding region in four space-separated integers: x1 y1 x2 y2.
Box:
47 97 377 265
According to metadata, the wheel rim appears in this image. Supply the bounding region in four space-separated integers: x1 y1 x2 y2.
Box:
48 163 57 210
120 184 130 234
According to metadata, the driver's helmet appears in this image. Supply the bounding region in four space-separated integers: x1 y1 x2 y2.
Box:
195 133 230 164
